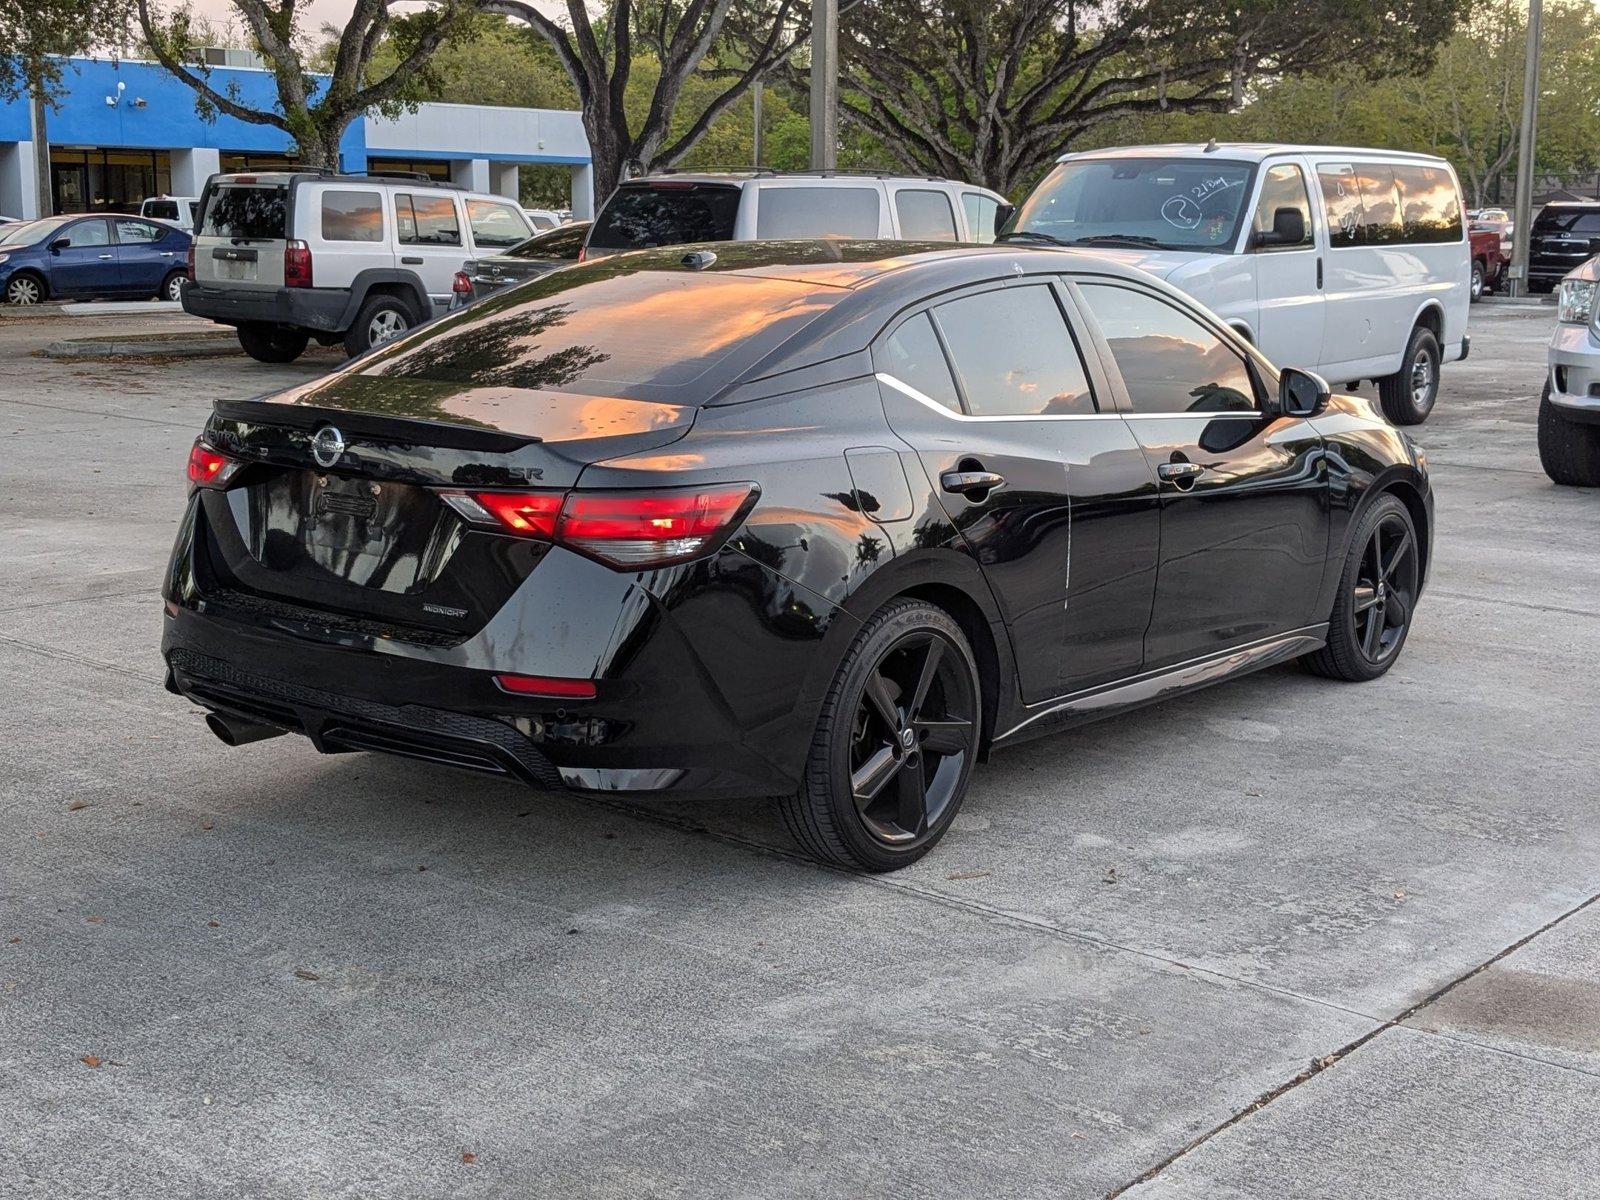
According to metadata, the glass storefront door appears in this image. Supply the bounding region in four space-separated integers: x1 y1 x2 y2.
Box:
50 149 173 215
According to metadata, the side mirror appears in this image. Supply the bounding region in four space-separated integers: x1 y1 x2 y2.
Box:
49 237 70 253
1254 207 1306 248
993 202 1016 238
1279 367 1331 418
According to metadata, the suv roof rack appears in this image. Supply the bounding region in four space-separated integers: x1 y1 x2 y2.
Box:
231 167 464 189
650 166 952 183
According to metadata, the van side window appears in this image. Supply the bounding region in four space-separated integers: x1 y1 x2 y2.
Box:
1250 164 1313 250
879 312 962 412
1393 165 1463 243
396 193 462 246
962 192 999 243
321 190 384 243
1079 284 1256 415
895 190 959 242
1318 165 1364 247
932 285 1097 416
1356 165 1403 244
756 187 880 238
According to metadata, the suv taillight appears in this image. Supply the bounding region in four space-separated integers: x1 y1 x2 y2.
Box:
452 271 473 297
284 240 313 288
440 484 757 568
185 242 195 282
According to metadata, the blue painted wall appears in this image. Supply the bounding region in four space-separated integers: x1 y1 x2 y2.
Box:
0 58 364 165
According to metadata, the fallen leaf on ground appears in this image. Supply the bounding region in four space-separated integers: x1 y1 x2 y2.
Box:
461 1152 477 1165
207 921 220 928
85 916 105 926
1394 889 1407 900
7 936 19 945
66 800 90 812
947 870 991 881
293 969 320 982
201 819 214 831
81 1055 101 1068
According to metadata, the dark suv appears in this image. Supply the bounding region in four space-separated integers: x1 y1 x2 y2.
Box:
1527 202 1600 293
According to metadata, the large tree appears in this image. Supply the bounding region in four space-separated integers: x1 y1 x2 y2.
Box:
486 1 825 203
839 0 1469 197
135 0 489 169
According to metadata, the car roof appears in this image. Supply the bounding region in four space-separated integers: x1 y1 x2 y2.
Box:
1057 143 1455 166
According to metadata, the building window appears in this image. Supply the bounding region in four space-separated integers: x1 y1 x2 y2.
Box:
49 148 171 215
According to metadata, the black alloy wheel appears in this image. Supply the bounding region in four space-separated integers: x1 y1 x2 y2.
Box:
782 600 981 871
1303 494 1419 682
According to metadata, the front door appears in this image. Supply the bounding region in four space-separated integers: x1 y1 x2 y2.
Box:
1073 279 1329 669
1247 160 1325 370
50 218 119 297
874 279 1159 702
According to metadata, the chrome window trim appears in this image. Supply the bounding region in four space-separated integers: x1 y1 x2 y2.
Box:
877 372 1255 422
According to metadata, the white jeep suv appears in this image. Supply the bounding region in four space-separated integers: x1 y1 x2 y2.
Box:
183 171 532 362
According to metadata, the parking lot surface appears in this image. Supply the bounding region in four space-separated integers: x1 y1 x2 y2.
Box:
2 302 1597 1198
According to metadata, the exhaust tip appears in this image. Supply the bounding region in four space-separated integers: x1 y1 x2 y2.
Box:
205 712 285 747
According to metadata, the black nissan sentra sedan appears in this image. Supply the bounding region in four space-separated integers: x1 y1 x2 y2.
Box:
163 240 1431 871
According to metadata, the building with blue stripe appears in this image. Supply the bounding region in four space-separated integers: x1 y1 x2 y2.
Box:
0 55 594 220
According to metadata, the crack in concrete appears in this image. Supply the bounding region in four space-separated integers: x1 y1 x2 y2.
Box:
1103 889 1600 1197
1430 588 1600 621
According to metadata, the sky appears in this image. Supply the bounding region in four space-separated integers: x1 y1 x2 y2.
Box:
184 0 567 38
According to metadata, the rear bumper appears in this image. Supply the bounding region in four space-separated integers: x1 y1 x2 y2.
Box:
183 283 349 333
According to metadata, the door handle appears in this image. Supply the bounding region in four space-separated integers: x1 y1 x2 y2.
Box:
1316 256 1323 289
1157 461 1205 489
97 253 114 259
160 251 176 257
401 256 424 265
941 469 1005 495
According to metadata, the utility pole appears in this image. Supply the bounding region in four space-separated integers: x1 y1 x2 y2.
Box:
1509 0 1542 297
809 0 837 170
752 80 764 168
29 88 52 218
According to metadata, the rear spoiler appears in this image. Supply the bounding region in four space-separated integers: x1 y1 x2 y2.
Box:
211 399 540 453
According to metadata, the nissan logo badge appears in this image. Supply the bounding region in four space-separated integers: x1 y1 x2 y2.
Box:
311 426 346 469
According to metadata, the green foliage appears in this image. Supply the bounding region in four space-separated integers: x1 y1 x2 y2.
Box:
0 0 130 102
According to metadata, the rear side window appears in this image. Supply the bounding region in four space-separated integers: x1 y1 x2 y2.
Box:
1356 166 1402 245
1079 284 1256 415
397 193 461 246
962 193 999 243
1319 162 1459 247
895 189 958 241
1318 165 1364 247
932 285 1096 416
201 186 287 241
589 184 741 250
466 199 529 248
755 187 880 239
879 313 962 412
115 219 163 244
321 190 384 243
1393 165 1462 243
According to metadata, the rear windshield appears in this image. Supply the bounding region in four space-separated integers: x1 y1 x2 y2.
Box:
508 222 589 260
1534 207 1600 235
352 257 838 403
144 200 178 220
201 185 288 241
589 184 740 251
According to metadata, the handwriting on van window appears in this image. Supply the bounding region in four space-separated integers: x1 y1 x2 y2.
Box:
1160 177 1241 230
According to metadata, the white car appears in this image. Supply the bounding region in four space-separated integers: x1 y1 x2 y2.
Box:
522 207 566 230
584 170 1012 259
1540 256 1600 486
140 195 201 229
1007 143 1472 425
183 171 533 361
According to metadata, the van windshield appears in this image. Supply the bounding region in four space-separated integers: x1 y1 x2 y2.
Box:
1010 157 1254 253
201 185 288 241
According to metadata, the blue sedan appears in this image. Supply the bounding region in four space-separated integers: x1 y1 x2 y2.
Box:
0 214 192 305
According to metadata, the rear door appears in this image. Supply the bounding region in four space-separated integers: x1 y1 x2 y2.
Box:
112 216 180 294
874 279 1159 701
1246 159 1324 369
49 218 119 297
308 185 390 293
1073 278 1328 669
194 179 288 293
394 190 464 317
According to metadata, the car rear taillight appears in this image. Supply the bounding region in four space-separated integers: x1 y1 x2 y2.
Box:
186 440 242 489
442 484 757 568
576 246 586 262
284 240 313 288
452 271 473 297
185 242 195 282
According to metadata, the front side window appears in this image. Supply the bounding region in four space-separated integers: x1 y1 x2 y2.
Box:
879 312 962 412
466 200 530 249
1012 157 1253 252
320 191 384 243
1250 164 1314 251
201 185 287 241
932 285 1096 417
894 189 958 241
1079 284 1256 415
64 220 111 249
115 219 163 244
397 193 461 246
963 193 999 244
756 187 880 239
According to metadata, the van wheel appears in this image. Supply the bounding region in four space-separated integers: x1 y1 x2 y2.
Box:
157 270 186 302
237 323 310 364
344 295 414 356
1469 261 1485 302
1378 325 1441 425
1538 382 1600 486
779 599 981 872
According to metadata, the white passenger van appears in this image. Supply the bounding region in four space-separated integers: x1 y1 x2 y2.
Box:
1007 144 1471 424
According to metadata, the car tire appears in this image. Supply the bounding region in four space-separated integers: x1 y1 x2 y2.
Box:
1537 381 1600 486
1302 493 1420 683
1469 260 1484 302
5 272 45 305
343 294 414 357
237 323 310 364
1378 325 1441 425
779 599 982 872
158 270 186 302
